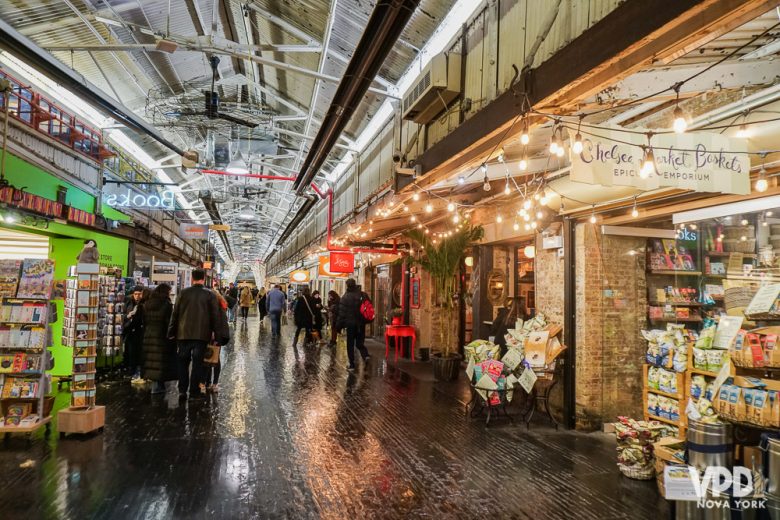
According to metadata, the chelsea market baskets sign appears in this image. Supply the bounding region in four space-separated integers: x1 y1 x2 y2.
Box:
569 126 750 195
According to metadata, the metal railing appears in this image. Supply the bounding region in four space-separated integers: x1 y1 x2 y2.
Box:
0 69 109 163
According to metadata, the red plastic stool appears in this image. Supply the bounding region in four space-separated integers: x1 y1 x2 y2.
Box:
385 325 416 363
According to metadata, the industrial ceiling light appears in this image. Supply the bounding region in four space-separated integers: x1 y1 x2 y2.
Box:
226 153 249 175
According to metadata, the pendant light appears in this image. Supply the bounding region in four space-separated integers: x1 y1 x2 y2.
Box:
226 152 249 174
631 197 639 218
755 152 769 193
672 87 687 134
520 117 530 145
589 205 597 224
572 115 584 155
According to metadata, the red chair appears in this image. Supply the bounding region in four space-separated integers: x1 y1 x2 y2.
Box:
385 325 416 363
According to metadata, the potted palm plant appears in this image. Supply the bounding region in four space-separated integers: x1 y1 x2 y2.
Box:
404 223 484 381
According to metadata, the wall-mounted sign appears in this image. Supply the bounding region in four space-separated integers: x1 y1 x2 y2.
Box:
202 261 213 269
209 224 231 232
329 251 355 274
410 277 421 309
569 125 750 195
289 270 310 283
180 223 209 239
318 255 348 278
103 185 177 210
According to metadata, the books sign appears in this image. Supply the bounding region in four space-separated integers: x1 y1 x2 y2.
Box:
569 125 750 194
318 255 348 278
329 252 355 274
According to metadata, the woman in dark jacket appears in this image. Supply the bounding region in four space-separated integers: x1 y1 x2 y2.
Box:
327 290 340 347
292 287 316 348
311 290 324 342
141 284 175 394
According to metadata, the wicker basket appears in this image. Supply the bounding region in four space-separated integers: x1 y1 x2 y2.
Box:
724 286 755 311
724 225 754 239
619 463 656 480
722 238 757 253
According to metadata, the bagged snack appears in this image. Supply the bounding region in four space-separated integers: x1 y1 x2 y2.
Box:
706 349 725 372
732 330 747 366
672 346 688 373
659 369 676 394
658 397 672 419
714 385 731 416
648 366 660 390
743 388 756 423
771 390 780 427
690 375 705 400
696 326 716 350
765 335 780 367
693 348 707 370
670 400 680 422
704 382 716 402
753 390 769 426
647 393 658 416
731 386 745 420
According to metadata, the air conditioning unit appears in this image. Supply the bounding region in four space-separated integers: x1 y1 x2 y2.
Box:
402 53 462 124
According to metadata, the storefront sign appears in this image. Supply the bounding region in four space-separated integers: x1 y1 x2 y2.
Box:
104 187 177 210
410 277 421 308
329 252 355 274
318 255 348 278
570 125 750 194
180 223 209 239
289 270 310 283
209 224 231 232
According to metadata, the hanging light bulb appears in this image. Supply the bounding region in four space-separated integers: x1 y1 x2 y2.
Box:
549 137 559 154
403 205 409 212
425 202 433 213
497 148 505 163
458 175 465 185
572 132 583 154
589 206 597 224
524 223 531 231
520 117 530 145
523 213 530 222
412 192 420 201
519 208 527 217
453 214 460 224
736 124 750 139
480 163 488 175
483 176 491 192
756 156 769 192
555 144 565 158
513 222 520 231
540 194 549 206
504 180 511 195
640 146 655 179
447 202 455 212
536 210 543 219
531 221 538 229
410 215 416 222
417 223 423 229
496 214 503 223
518 156 528 171
523 199 532 210
533 192 540 201
631 197 639 218
672 105 687 134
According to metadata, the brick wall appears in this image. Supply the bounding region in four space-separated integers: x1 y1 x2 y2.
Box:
575 224 648 430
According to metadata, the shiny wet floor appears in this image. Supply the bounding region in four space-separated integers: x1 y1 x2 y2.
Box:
0 318 666 519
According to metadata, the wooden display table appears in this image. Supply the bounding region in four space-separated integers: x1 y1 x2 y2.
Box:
57 406 105 437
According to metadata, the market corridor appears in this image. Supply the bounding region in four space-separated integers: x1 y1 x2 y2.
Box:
0 318 664 519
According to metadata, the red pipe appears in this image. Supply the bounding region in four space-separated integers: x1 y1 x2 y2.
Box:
201 169 297 181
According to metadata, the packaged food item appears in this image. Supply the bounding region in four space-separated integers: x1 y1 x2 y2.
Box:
743 388 755 423
704 382 716 402
753 390 768 426
672 347 687 373
731 386 745 420
647 393 658 416
658 369 676 394
765 335 780 367
690 375 705 400
706 350 725 372
732 330 748 366
670 400 680 422
714 385 731 416
648 366 660 390
658 397 672 419
771 390 780 427
696 326 716 350
693 348 707 370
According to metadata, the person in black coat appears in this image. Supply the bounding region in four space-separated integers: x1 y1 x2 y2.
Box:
291 287 316 348
123 285 146 382
336 279 370 371
141 284 176 394
327 290 340 347
311 290 324 342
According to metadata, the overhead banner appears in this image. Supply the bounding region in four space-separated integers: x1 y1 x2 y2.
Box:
180 223 209 239
318 255 348 278
209 224 231 232
103 183 178 210
329 251 355 274
569 125 750 195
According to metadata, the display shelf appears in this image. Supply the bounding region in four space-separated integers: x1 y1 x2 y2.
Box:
647 387 684 400
649 316 703 324
648 301 703 307
706 251 757 258
648 270 702 276
647 413 683 427
0 414 50 434
688 367 719 378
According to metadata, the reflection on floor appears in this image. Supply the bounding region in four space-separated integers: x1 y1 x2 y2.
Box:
0 317 667 518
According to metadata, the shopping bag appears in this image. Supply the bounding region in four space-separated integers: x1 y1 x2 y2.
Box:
203 344 221 365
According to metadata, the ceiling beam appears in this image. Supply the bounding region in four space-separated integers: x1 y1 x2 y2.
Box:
414 0 778 192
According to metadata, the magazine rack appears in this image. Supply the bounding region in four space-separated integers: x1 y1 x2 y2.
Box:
0 259 56 437
466 382 518 427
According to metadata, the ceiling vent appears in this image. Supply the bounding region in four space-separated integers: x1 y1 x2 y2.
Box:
402 53 462 125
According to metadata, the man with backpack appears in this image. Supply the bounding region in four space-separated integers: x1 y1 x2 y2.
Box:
336 278 373 371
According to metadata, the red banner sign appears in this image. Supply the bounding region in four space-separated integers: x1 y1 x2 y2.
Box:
329 252 355 274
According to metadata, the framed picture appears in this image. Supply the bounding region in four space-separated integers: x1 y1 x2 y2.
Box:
410 277 421 309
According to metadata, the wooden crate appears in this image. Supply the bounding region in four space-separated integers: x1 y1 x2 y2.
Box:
57 405 105 436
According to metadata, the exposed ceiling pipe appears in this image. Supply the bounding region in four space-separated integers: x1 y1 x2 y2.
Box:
200 194 233 261
0 18 185 156
291 0 419 196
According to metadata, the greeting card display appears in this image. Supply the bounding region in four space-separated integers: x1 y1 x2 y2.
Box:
16 259 54 299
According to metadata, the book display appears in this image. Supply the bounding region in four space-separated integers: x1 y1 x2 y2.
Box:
98 267 125 374
59 263 105 436
0 259 55 435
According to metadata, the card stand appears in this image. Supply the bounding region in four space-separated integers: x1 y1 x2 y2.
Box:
0 259 55 436
58 264 105 435
96 268 125 378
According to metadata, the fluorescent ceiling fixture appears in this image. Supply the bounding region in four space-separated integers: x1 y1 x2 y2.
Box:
740 39 780 61
0 51 112 128
673 195 780 224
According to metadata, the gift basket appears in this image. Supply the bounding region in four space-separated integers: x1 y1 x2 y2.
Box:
615 416 669 480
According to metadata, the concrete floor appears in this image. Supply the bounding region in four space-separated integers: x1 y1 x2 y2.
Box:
0 317 667 519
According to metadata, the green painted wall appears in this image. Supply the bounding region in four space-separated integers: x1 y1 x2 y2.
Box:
5 152 131 221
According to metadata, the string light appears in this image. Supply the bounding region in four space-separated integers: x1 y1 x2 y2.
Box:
453 214 460 224
403 206 409 212
496 214 503 223
539 193 549 206
755 153 768 193
672 88 687 133
504 178 511 195
536 210 543 219
483 175 491 192
523 199 532 210
458 175 465 185
519 155 528 171
736 124 750 139
640 144 655 179
572 115 584 154
631 197 639 218
497 148 505 163
480 163 488 175
589 205 597 224
531 221 538 229
412 192 420 201
513 222 520 231
520 117 530 145
447 202 455 212
425 201 433 213
410 215 416 222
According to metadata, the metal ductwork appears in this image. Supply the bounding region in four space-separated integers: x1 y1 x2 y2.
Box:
0 18 185 156
200 194 233 261
275 0 420 250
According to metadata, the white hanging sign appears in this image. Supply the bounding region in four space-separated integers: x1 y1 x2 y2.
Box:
103 186 177 210
569 125 750 194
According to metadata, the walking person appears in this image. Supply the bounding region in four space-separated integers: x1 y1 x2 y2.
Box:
266 285 286 337
311 290 325 343
336 279 371 371
257 288 267 322
204 290 231 393
239 285 252 320
168 269 223 400
141 284 176 394
123 285 146 383
291 287 316 348
327 290 340 347
227 282 239 323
